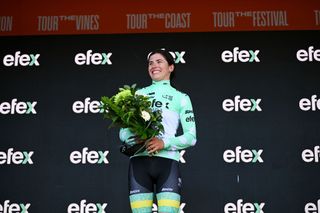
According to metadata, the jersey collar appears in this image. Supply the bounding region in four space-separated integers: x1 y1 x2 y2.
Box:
152 80 170 86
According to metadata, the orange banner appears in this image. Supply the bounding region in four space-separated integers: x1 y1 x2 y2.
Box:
1 0 320 36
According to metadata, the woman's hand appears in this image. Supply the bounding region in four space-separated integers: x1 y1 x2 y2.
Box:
146 137 164 154
135 137 146 144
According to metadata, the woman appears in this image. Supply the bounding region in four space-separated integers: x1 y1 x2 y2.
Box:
119 49 197 213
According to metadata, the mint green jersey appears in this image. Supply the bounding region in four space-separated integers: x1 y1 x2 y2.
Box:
119 80 197 161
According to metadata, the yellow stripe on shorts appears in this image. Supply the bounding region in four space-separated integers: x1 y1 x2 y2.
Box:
158 199 180 208
131 200 153 209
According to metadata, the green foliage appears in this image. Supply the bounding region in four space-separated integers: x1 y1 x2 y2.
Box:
101 84 164 140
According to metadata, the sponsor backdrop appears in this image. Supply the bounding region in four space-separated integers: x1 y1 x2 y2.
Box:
1 1 320 213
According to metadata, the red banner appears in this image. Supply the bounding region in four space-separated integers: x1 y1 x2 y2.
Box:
1 0 320 36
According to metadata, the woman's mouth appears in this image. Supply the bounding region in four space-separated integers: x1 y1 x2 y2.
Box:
151 69 161 74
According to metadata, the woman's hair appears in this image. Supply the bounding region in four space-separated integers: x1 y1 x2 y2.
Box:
147 49 175 66
147 49 176 84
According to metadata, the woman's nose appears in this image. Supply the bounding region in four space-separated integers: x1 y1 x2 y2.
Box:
150 63 158 68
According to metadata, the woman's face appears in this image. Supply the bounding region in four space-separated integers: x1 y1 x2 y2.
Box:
148 53 174 81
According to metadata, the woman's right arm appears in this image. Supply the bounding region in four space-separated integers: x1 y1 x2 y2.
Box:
119 128 136 146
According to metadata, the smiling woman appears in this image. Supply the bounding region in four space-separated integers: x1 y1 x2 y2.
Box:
119 48 197 213
148 51 174 81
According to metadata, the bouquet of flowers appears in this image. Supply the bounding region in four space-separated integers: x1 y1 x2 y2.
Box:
100 84 164 156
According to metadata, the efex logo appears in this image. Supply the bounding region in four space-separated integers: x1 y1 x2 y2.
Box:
68 200 107 213
0 200 31 213
305 199 320 213
224 199 265 213
222 96 262 112
302 146 320 163
70 147 109 164
0 148 34 165
151 99 169 109
74 50 112 65
0 99 37 115
221 47 260 63
223 146 264 163
169 51 186 64
3 51 40 67
296 46 320 62
299 95 320 111
72 98 103 114
149 50 186 64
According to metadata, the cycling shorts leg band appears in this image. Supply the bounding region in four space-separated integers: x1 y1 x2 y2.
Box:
129 193 153 213
156 192 181 213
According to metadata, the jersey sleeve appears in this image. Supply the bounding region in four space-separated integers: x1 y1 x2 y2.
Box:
163 94 197 150
119 128 136 146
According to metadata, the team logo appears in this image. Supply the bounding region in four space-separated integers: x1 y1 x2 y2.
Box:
223 146 263 163
148 50 186 64
299 95 320 111
72 98 103 114
67 200 107 213
0 99 37 115
222 96 262 112
296 46 320 62
170 51 186 64
305 199 320 213
75 50 112 65
70 147 109 164
302 146 320 163
3 51 40 66
224 199 265 213
0 200 31 213
0 148 34 165
221 47 260 63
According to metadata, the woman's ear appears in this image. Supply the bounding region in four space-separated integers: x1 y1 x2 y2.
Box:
169 64 174 73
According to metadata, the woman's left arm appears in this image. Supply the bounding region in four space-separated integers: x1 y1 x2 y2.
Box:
162 94 197 150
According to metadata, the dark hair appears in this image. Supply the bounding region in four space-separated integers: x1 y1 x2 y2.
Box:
147 49 175 66
147 49 176 84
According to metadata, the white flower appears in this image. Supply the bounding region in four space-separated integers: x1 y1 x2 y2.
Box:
141 110 151 121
